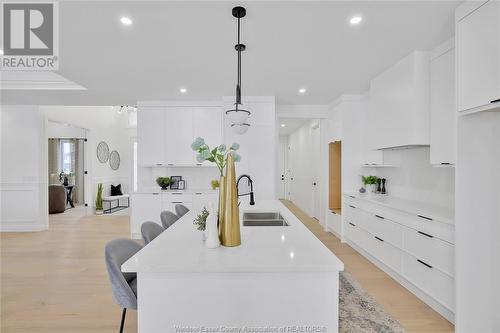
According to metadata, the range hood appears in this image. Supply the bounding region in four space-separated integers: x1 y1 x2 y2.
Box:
377 144 430 151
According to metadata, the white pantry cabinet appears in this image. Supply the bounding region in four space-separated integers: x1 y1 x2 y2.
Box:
368 51 430 150
456 1 500 114
131 193 162 237
137 108 165 166
430 40 456 165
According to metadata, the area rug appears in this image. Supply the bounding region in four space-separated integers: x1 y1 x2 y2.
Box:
340 272 406 333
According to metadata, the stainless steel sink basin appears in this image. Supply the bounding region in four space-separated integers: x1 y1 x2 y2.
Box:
242 212 289 227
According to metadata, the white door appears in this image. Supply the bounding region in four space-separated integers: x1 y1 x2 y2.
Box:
311 122 321 219
277 139 287 199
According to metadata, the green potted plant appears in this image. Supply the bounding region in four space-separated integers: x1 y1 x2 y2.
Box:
362 175 379 195
156 177 171 190
210 179 220 190
193 206 209 241
95 183 104 215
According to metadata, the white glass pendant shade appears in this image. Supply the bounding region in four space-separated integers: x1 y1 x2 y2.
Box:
231 123 250 135
226 108 250 125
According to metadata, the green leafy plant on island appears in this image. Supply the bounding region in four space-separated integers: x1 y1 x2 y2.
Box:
211 179 220 190
193 206 209 231
362 175 379 186
191 137 241 176
156 177 171 189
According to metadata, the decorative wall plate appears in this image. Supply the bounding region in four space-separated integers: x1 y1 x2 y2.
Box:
97 141 110 163
109 150 120 170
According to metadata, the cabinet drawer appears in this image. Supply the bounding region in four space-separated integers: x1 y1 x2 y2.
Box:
327 211 341 235
346 220 373 252
404 228 454 277
371 234 402 273
162 192 193 203
367 213 404 248
402 252 454 310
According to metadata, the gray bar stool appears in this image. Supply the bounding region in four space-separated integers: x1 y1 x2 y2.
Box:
160 210 179 229
104 238 142 333
175 204 190 217
141 222 164 245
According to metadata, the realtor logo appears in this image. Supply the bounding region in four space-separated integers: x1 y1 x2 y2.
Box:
1 2 59 70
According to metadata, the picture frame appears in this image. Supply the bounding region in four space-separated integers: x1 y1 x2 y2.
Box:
178 180 185 190
170 176 182 190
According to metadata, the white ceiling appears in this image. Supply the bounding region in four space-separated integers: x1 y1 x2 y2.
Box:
278 117 310 136
1 1 460 106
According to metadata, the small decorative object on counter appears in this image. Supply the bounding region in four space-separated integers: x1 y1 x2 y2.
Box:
376 178 382 193
169 176 182 190
359 187 366 194
156 177 171 190
193 206 209 241
95 183 104 215
381 178 387 194
211 179 220 190
362 175 379 195
205 202 220 249
178 180 185 190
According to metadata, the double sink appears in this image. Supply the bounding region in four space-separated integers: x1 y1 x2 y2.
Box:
242 212 289 227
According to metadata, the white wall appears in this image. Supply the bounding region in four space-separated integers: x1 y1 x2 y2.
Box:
47 121 86 139
1 106 48 231
40 106 132 208
368 148 455 209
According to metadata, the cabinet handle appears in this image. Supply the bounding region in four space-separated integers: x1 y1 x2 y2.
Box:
349 195 355 199
374 236 384 242
417 231 434 238
417 215 433 221
168 163 174 166
417 259 433 269
152 193 159 195
375 214 385 220
349 205 356 209
156 163 163 166
172 201 183 204
195 192 203 195
171 193 182 195
349 222 356 227
196 163 202 166
491 98 500 104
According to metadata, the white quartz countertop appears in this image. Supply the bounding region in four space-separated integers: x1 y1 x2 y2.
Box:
344 192 454 224
122 200 344 273
133 188 218 195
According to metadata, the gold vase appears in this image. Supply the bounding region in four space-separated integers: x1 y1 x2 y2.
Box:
218 175 226 240
220 153 241 247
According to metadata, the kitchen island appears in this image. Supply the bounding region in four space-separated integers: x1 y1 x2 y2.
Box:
122 200 344 332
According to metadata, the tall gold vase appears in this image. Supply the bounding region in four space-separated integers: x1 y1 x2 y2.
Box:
218 175 226 240
219 153 241 247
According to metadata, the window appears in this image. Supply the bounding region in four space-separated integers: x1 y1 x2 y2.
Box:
60 140 75 174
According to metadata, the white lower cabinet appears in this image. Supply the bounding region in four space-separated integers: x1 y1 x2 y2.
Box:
343 194 455 321
327 210 342 235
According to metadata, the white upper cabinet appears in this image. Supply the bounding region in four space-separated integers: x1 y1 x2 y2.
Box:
368 51 430 150
430 40 456 165
137 107 165 166
137 103 223 166
456 1 500 114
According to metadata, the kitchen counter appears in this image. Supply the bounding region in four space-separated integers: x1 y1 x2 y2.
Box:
123 200 344 273
344 192 454 224
122 200 344 332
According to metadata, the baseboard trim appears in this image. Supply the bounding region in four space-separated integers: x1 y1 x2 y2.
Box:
346 238 455 324
0 219 47 232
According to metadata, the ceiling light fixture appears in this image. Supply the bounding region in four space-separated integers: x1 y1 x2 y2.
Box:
350 16 362 25
120 16 133 26
299 88 306 94
0 49 4 55
281 124 286 128
118 105 136 114
225 7 251 135
180 88 187 93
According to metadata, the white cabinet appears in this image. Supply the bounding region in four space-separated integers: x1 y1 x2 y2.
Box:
131 193 162 237
430 41 456 165
456 1 500 114
161 192 193 213
343 194 455 321
368 51 430 150
137 108 165 166
164 108 195 165
327 210 341 236
192 107 223 166
192 192 218 215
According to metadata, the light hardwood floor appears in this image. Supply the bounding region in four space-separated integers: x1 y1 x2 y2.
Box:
1 202 454 333
280 200 454 333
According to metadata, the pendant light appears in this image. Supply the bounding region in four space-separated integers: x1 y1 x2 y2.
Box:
226 6 250 135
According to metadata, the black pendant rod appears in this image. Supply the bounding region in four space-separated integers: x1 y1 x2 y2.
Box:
232 6 246 110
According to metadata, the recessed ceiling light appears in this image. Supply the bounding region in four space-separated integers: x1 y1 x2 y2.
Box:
281 124 286 128
0 49 3 55
180 88 187 93
120 16 133 26
350 16 362 25
299 88 306 94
